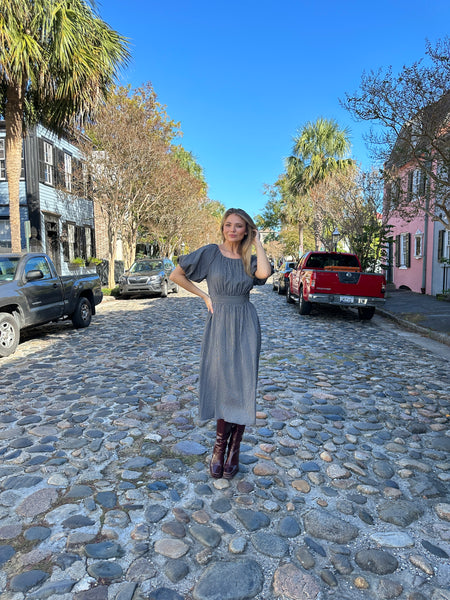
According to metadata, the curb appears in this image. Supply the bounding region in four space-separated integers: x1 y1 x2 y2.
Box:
376 308 450 347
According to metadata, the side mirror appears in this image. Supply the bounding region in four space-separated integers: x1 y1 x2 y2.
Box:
26 269 44 281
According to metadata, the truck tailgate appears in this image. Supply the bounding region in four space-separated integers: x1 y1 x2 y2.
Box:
314 271 384 297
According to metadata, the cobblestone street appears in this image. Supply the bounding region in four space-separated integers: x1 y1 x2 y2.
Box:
0 283 449 600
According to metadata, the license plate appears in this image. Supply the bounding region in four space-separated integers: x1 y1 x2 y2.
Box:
340 295 354 304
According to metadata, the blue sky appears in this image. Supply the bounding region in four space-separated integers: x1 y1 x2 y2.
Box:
98 0 449 218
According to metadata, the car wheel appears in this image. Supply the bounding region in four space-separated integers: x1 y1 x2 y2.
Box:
277 281 285 295
272 279 277 291
0 312 19 357
71 297 92 328
298 287 312 315
172 283 179 293
160 281 168 297
358 306 375 320
286 286 295 304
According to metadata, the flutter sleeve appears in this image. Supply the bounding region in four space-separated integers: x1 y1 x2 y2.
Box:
177 244 218 282
251 255 273 286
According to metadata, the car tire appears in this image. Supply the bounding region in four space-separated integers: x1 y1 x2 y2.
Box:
71 297 92 328
160 281 168 297
172 283 179 293
0 312 20 357
358 306 375 320
277 281 285 295
298 287 312 315
286 286 295 304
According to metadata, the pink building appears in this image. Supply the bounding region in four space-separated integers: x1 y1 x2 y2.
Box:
384 95 450 296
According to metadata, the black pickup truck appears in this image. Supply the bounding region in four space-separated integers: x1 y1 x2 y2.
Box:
0 253 103 357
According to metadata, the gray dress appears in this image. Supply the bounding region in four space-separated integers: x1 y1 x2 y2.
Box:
178 244 268 425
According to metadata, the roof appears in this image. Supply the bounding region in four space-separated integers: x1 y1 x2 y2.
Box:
386 92 450 169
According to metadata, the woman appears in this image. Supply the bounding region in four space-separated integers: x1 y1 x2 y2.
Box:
170 208 272 479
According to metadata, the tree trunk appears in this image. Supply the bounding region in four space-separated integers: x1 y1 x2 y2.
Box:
4 82 25 252
108 230 117 289
298 222 304 256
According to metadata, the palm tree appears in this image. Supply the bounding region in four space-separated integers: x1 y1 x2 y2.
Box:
286 118 353 252
0 0 129 252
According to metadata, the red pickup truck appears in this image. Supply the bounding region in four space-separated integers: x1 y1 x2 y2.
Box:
286 251 386 320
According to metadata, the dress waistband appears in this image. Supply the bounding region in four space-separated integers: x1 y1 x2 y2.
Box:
212 294 249 304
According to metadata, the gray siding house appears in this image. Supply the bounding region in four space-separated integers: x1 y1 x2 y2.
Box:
0 123 96 275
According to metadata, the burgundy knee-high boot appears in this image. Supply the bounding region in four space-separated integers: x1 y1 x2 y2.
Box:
223 424 245 479
209 419 233 478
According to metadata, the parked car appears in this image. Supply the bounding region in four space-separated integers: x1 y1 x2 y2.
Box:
0 252 103 357
272 261 296 294
118 258 178 298
286 251 385 319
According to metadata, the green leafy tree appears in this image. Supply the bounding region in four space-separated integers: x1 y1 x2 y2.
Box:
0 0 129 251
172 146 207 191
286 118 353 251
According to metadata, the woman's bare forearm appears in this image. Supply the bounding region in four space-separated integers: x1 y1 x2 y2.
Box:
254 234 272 279
169 266 213 313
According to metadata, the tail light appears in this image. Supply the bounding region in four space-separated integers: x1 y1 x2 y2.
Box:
310 271 316 290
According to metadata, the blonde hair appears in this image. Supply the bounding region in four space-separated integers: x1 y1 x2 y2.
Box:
220 208 256 277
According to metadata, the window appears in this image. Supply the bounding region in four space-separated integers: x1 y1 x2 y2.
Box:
0 139 25 180
438 229 450 262
63 222 92 262
43 141 54 185
64 152 72 191
414 230 423 258
407 169 426 201
395 233 410 268
0 139 5 180
400 234 410 267
24 256 52 280
0 219 10 248
38 139 54 185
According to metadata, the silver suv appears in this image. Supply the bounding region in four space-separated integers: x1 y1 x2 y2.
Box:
118 258 178 298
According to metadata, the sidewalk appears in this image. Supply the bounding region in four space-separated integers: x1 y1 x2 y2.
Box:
377 288 450 346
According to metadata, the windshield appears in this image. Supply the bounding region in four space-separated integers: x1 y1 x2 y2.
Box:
305 254 360 269
0 257 20 281
129 260 163 273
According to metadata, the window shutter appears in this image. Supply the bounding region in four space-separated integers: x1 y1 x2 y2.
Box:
80 227 87 260
55 149 64 187
438 230 445 261
38 138 45 182
91 227 96 258
74 226 81 257
405 233 411 268
395 235 401 267
419 170 426 196
407 171 413 201
72 158 81 192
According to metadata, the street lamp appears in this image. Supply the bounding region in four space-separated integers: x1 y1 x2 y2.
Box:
332 227 340 252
